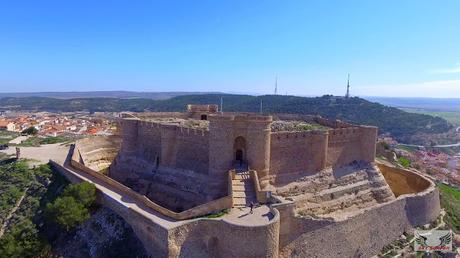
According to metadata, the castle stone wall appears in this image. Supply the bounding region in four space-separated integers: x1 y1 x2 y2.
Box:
118 119 210 175
377 162 432 197
326 126 377 168
168 210 280 258
277 165 440 258
137 121 162 164
119 119 139 155
52 156 440 258
269 131 327 178
173 127 209 175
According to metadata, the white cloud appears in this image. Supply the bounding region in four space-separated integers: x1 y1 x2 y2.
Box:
430 64 460 74
354 80 460 98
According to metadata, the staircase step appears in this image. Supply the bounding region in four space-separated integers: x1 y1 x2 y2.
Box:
299 189 376 216
233 191 256 198
230 170 258 208
232 180 253 184
298 185 394 217
234 175 251 180
307 180 372 203
233 188 255 194
232 184 248 191
233 197 257 207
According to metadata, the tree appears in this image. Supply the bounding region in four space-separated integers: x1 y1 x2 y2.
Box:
45 196 90 231
62 182 96 208
21 127 38 135
0 219 47 258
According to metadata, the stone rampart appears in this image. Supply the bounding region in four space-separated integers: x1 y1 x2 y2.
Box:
377 162 431 197
52 144 440 258
74 136 121 171
277 164 440 258
50 160 172 256
50 158 279 258
70 144 232 220
250 170 269 203
168 208 280 258
269 131 328 178
326 126 377 168
118 119 210 175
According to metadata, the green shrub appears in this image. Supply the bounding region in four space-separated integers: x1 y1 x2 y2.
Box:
0 219 48 258
45 182 96 231
21 127 38 136
398 157 411 168
45 196 90 231
62 182 96 208
39 136 68 145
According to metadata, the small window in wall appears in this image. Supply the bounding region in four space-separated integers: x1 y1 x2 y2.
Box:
201 114 208 120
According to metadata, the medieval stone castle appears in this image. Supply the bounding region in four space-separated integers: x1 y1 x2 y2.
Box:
53 104 441 257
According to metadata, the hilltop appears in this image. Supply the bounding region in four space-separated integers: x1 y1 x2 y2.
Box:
0 94 453 143
0 91 219 100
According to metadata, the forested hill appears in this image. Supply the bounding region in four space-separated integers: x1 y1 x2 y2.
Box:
0 94 453 141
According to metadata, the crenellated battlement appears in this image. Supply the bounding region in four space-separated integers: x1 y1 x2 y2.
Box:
209 113 273 122
271 130 327 140
187 104 219 113
328 127 362 142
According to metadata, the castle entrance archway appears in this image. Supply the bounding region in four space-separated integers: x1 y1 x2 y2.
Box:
233 136 246 167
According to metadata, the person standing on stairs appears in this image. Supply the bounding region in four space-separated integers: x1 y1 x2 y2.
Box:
250 201 254 214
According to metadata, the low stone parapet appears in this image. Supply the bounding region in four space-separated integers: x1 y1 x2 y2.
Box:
70 143 233 220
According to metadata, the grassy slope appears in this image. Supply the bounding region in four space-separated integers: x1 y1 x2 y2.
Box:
401 108 460 126
438 184 460 233
0 131 18 145
0 162 68 257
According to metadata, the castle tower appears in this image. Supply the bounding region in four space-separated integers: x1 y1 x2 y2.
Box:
208 114 273 189
119 118 139 155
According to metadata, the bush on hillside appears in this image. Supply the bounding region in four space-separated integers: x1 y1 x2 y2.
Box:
21 127 38 135
398 157 411 168
45 196 90 231
45 182 96 231
0 219 48 258
62 182 96 208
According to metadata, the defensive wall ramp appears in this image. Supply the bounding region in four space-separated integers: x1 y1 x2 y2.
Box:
275 162 440 258
50 144 280 258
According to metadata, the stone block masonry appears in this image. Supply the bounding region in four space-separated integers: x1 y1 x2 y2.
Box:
114 111 378 196
53 105 440 257
51 152 440 258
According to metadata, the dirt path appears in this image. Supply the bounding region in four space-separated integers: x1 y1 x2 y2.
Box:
0 188 28 238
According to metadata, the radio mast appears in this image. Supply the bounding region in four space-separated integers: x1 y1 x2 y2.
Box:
345 74 350 98
274 75 278 95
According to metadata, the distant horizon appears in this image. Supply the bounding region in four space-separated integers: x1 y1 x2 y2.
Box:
1 90 460 100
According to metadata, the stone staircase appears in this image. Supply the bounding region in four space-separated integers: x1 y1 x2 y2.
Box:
276 164 396 218
232 171 257 208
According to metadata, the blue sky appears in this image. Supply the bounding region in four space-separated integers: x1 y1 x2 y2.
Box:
1 1 460 97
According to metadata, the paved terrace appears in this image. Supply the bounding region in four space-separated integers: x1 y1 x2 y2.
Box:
0 143 69 167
